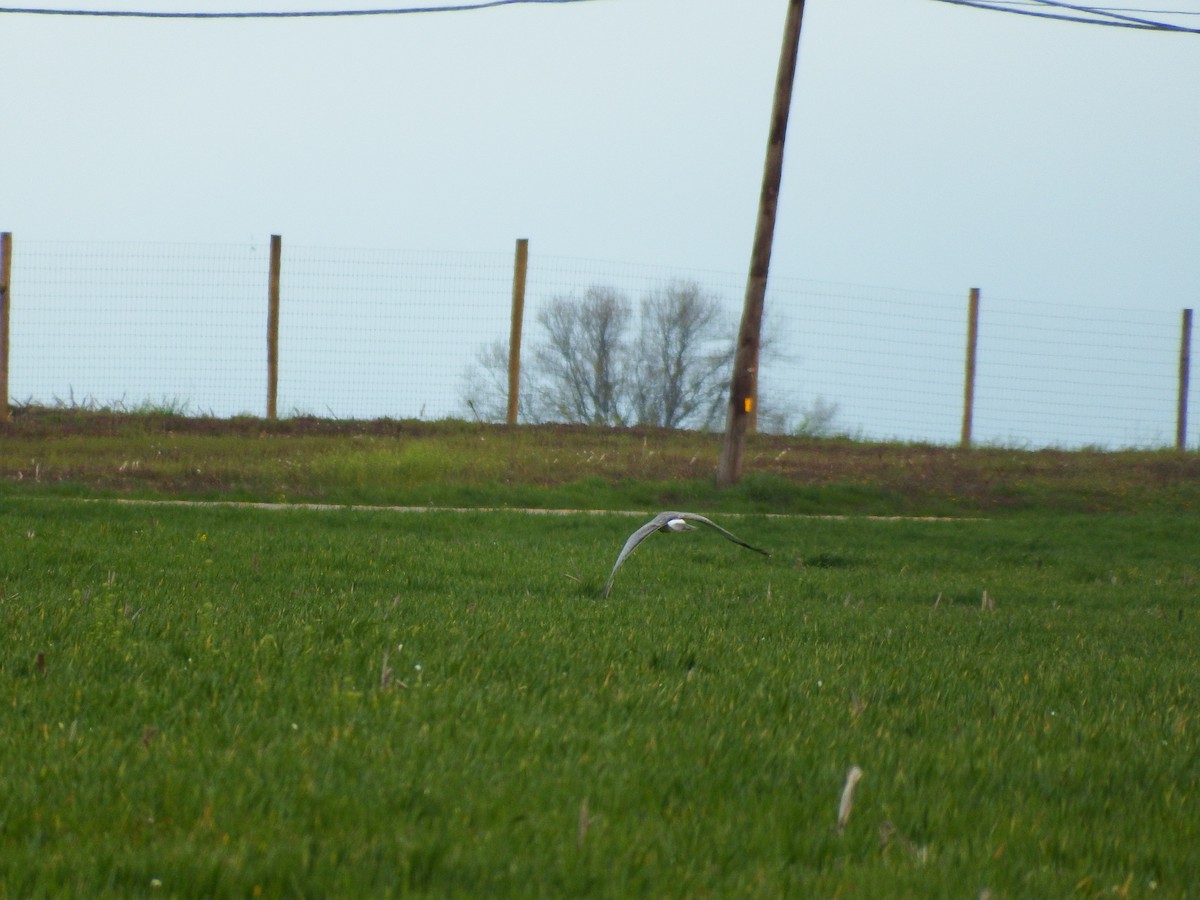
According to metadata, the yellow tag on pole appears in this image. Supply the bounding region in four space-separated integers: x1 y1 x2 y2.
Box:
743 397 754 413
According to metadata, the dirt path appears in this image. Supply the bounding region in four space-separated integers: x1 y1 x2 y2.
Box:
75 497 980 521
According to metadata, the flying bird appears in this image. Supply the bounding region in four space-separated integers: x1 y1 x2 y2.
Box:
602 511 770 598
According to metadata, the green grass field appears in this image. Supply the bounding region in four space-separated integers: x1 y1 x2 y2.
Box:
2 411 1198 896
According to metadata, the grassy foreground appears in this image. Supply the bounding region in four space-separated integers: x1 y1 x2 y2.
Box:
2 491 1198 896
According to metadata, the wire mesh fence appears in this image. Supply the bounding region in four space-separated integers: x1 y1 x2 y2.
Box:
974 298 1185 449
1 236 1194 450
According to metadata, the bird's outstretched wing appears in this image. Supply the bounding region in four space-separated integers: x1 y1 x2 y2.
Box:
671 512 771 557
602 513 672 599
601 511 770 598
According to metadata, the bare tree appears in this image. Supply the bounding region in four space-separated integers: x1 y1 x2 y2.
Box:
630 281 733 429
534 286 632 425
794 396 840 437
756 395 841 436
461 280 795 431
461 339 537 423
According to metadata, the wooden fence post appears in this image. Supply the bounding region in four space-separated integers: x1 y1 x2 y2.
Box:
266 234 282 420
507 237 529 426
0 232 10 422
1178 308 1193 451
961 287 980 449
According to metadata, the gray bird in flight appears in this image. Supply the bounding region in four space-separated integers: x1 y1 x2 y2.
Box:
602 511 770 598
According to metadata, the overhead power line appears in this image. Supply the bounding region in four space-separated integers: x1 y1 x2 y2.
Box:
0 0 602 17
998 2 1200 12
929 0 1200 31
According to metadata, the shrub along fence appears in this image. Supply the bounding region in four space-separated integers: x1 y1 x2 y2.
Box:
0 231 1193 450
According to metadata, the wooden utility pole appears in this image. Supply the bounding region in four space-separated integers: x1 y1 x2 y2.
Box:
266 234 282 420
717 0 807 486
0 233 10 422
961 287 981 449
507 238 529 425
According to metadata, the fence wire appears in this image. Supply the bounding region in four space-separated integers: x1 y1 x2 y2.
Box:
4 239 1194 449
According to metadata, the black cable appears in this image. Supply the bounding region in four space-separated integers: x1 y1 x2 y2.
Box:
980 0 1200 13
1031 0 1200 28
0 0 602 17
929 0 1200 31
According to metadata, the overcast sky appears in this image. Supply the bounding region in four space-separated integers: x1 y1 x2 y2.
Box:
5 0 1198 310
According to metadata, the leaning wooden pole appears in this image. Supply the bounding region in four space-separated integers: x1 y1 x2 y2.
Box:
0 232 11 422
507 238 529 426
266 234 282 420
961 287 980 449
717 0 806 486
1178 307 1193 451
